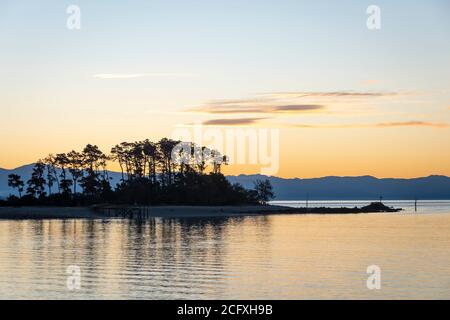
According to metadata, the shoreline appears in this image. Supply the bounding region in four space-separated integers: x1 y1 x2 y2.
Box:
0 204 401 220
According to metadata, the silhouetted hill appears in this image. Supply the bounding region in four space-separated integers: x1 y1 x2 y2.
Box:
1 164 450 200
227 174 450 200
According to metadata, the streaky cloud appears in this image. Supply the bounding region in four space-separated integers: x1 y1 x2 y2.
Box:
268 91 399 98
376 121 449 128
186 90 398 116
198 108 267 114
189 103 325 115
202 118 266 126
274 105 323 112
293 121 449 129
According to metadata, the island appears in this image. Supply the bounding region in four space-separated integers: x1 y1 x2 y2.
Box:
0 138 401 219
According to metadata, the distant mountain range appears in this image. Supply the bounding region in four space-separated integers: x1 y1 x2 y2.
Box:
1 164 450 200
227 174 450 200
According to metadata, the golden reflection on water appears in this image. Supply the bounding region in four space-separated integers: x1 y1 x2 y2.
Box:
0 213 450 299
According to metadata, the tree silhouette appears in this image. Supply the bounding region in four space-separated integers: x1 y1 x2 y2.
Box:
55 153 72 195
80 144 105 197
8 174 24 198
26 161 47 198
43 154 59 194
110 143 126 181
4 138 265 206
67 150 84 195
254 179 275 205
142 139 158 183
158 138 180 186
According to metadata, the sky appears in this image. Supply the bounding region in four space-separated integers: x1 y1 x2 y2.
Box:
0 0 449 178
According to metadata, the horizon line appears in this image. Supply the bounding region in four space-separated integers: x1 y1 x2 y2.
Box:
0 163 448 181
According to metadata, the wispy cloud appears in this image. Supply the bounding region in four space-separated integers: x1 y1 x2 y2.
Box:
189 104 324 115
202 118 266 126
93 72 194 79
293 121 449 129
376 121 449 128
183 90 419 129
274 105 323 112
187 91 397 116
267 91 398 99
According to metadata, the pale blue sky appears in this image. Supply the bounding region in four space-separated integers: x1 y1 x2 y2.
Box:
1 0 449 96
0 0 449 177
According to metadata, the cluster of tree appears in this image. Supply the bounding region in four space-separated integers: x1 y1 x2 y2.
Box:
4 138 274 206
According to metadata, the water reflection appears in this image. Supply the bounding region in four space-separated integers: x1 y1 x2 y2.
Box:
0 213 449 299
0 216 272 299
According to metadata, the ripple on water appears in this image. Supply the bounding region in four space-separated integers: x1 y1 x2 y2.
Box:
0 210 450 299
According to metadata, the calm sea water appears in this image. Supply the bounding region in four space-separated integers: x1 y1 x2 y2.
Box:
0 200 450 299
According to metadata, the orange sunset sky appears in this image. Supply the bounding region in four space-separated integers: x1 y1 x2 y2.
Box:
1 1 449 178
